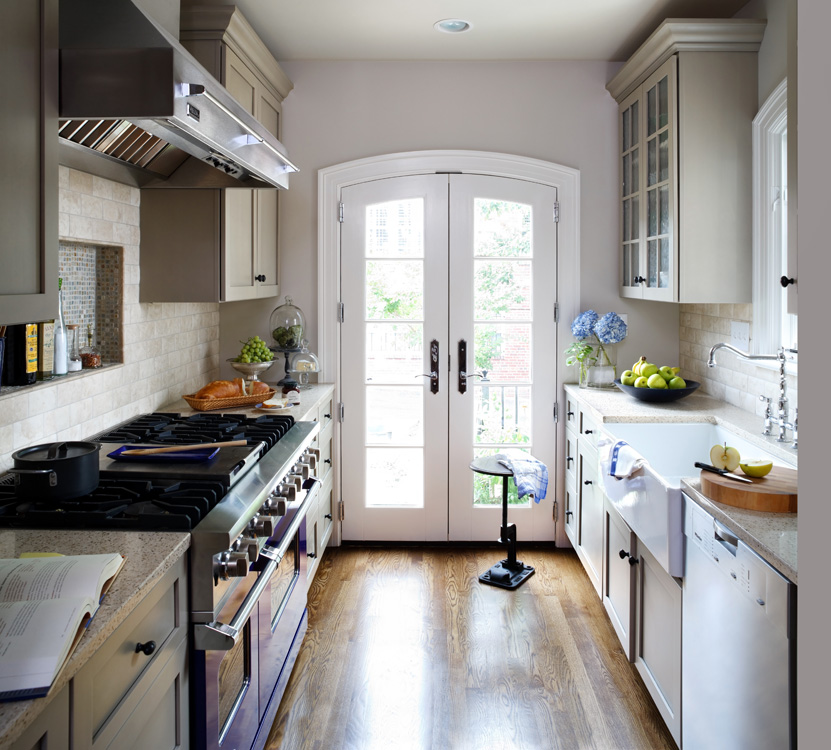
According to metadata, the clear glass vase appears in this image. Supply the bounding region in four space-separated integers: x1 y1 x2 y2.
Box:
585 341 617 389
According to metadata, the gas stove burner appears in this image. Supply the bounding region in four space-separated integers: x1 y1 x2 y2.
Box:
0 477 227 530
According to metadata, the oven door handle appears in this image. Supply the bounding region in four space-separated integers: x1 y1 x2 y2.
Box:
194 480 319 651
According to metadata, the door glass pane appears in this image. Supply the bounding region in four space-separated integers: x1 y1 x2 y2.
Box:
473 447 529 507
659 185 669 235
366 448 423 507
473 323 530 382
647 189 657 236
623 153 630 196
474 260 531 321
366 386 423 446
632 242 640 279
658 76 669 129
659 131 669 183
632 101 639 145
366 199 424 257
648 240 658 286
473 199 531 257
622 108 630 151
632 195 640 239
647 86 656 136
474 386 532 445
647 138 657 186
623 245 630 286
366 260 423 320
366 323 422 383
660 237 670 288
631 147 639 193
623 199 630 241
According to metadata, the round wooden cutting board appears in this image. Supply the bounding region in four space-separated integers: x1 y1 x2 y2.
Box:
699 466 797 513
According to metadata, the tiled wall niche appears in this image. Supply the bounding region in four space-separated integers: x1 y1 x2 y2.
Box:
59 242 123 363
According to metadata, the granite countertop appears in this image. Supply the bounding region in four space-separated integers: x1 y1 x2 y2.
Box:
0 530 190 749
565 385 798 582
165 382 334 424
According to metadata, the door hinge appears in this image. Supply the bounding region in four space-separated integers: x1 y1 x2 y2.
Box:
338 402 345 422
338 202 345 223
553 201 560 223
337 302 345 323
338 499 345 521
552 499 558 521
554 302 559 323
553 403 559 423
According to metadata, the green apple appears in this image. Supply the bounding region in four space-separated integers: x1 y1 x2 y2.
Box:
634 376 649 388
658 365 675 382
621 369 637 386
739 459 773 478
647 373 668 389
710 443 741 472
668 376 687 389
640 362 659 379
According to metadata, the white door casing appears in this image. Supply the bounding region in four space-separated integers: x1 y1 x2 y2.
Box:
318 151 580 547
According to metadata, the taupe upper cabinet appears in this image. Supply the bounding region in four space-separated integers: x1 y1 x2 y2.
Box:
140 7 293 303
0 0 58 325
608 20 766 303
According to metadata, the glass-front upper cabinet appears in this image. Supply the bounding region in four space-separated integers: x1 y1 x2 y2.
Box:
619 56 677 302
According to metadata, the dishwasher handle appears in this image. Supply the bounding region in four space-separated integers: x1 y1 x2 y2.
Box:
714 519 739 556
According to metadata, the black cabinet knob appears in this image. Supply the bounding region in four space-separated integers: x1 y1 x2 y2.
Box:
255 274 267 282
565 510 573 517
324 458 332 465
324 513 333 520
628 557 639 567
324 413 332 419
566 456 573 464
307 553 317 559
584 480 593 485
567 411 574 418
633 275 646 284
619 549 630 560
584 429 593 434
780 275 796 287
135 640 156 656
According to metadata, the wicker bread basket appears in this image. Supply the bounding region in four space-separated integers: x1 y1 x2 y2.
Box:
182 388 277 412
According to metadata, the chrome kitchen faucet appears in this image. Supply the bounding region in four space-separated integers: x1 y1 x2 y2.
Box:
707 344 797 449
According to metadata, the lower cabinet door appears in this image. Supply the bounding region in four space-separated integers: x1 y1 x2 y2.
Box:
9 684 69 750
634 544 682 746
578 449 603 596
97 636 189 750
603 498 636 660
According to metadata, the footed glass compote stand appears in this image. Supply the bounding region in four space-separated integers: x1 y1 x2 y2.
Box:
470 455 535 590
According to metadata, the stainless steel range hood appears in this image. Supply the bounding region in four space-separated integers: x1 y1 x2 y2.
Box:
59 0 297 189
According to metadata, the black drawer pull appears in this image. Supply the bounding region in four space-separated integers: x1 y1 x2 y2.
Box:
584 429 593 434
255 274 266 282
565 510 573 517
628 557 639 567
584 480 593 485
135 640 156 656
308 553 317 559
324 513 333 520
619 549 630 560
324 458 332 465
324 413 332 419
567 411 574 418
566 456 573 464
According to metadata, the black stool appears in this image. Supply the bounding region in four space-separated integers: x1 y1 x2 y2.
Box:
470 455 535 590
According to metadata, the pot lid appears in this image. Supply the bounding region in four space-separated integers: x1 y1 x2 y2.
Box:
13 441 100 462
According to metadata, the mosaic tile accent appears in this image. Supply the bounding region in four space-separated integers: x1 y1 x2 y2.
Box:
58 243 123 363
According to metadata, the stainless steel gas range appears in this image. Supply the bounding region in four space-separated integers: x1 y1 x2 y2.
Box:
0 411 320 750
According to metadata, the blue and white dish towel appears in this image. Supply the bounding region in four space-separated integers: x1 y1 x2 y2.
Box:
495 450 548 503
607 440 647 479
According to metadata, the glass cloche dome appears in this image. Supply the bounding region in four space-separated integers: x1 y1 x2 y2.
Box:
289 339 320 388
269 296 305 350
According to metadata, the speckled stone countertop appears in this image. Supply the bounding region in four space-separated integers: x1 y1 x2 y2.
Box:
565 385 798 583
164 382 334 423
0 530 190 749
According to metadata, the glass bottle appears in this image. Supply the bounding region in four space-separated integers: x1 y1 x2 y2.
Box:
80 324 102 369
67 324 82 371
53 278 68 376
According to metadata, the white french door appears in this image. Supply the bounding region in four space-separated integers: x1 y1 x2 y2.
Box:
340 173 558 542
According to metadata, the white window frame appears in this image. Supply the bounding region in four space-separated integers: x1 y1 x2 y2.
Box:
752 78 797 370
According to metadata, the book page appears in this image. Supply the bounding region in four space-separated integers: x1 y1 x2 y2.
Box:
0 597 94 697
0 553 123 604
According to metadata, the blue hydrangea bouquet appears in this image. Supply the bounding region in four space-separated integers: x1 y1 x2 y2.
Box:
565 310 628 388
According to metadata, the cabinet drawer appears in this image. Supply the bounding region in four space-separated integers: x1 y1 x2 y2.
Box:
319 474 335 548
318 392 335 430
317 424 333 484
565 430 578 492
74 557 188 743
579 410 601 453
565 395 579 430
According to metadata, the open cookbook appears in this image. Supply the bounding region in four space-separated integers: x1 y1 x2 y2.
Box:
0 553 125 701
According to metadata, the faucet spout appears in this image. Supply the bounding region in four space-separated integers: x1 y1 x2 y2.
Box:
706 342 776 368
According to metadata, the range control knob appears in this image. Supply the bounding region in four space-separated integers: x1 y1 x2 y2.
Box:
214 551 249 580
288 473 304 490
274 483 296 502
292 462 310 481
243 540 259 562
263 495 289 516
250 516 274 538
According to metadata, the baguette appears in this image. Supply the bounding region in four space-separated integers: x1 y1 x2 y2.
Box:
193 378 272 400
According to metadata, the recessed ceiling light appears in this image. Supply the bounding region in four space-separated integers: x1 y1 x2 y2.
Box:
434 19 472 34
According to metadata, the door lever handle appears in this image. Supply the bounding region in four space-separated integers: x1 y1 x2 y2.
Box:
416 340 440 393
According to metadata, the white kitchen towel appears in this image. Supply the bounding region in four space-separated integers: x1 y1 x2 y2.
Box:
607 440 647 479
496 450 548 503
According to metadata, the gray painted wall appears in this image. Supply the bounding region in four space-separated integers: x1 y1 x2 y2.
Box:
218 60 681 380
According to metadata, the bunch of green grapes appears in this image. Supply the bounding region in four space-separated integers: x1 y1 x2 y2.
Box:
235 336 273 364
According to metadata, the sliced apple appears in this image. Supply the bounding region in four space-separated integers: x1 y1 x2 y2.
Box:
739 459 773 478
710 443 741 472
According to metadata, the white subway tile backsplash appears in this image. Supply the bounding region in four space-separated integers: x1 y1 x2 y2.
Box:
1 167 220 473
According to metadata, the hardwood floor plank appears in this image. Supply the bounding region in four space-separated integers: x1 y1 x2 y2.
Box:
267 546 676 750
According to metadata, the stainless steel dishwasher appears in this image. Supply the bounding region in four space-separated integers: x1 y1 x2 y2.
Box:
682 495 796 750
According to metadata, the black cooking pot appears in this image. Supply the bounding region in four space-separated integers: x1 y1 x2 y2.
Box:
10 441 100 501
